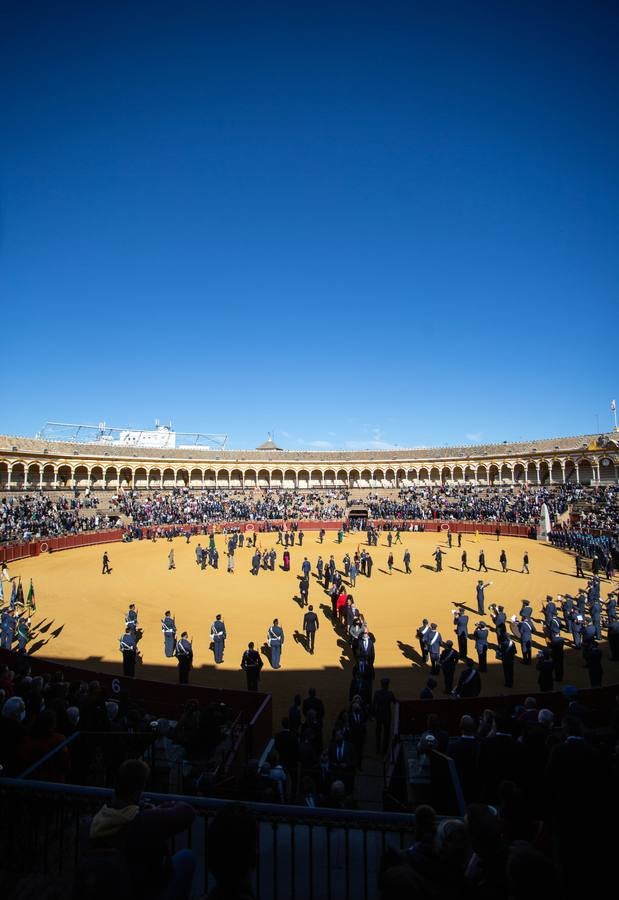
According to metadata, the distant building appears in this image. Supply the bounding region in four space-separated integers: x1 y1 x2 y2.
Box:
256 433 283 451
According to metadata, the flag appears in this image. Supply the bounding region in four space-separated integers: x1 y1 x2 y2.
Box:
16 579 24 607
611 400 616 412
0 577 3 603
10 581 16 609
26 579 36 612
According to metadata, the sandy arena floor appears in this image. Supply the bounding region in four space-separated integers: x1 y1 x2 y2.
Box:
8 531 616 726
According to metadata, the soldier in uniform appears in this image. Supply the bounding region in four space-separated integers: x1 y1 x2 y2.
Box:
455 659 481 697
472 621 489 672
417 618 430 664
161 610 176 657
438 640 459 694
316 556 324 580
497 634 517 688
1 608 16 650
520 599 533 622
303 604 319 654
125 604 139 634
550 634 565 681
241 641 263 690
251 550 261 575
490 603 507 640
211 614 226 664
518 616 533 664
448 611 465 660
269 549 276 571
120 626 137 677
302 557 311 580
175 632 193 684
425 623 442 673
268 619 285 668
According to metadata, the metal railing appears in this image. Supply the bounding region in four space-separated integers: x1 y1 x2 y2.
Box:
0 777 428 899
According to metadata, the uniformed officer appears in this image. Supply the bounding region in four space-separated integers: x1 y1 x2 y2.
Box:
417 618 430 663
241 641 263 690
439 641 459 693
453 609 469 659
403 549 411 574
607 593 618 625
425 623 442 673
497 634 517 688
472 621 489 672
1 608 16 650
302 557 311 579
343 553 351 576
575 553 585 578
268 619 285 668
478 550 488 572
211 614 226 664
550 635 565 681
161 610 176 657
316 556 324 579
303 604 319 654
175 632 193 684
476 580 492 615
519 616 534 664
269 549 276 571
520 599 533 622
125 604 139 633
120 626 137 677
16 615 31 653
251 550 261 575
491 604 507 640
590 598 602 640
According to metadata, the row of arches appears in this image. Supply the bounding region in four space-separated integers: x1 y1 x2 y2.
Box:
0 456 617 490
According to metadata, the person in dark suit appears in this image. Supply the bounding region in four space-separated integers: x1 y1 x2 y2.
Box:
497 634 517 688
175 632 193 684
455 659 481 697
478 716 521 803
448 715 479 802
302 688 325 724
536 649 554 692
476 580 491 614
120 627 137 677
424 623 442 673
372 677 396 754
478 550 488 572
348 697 367 768
583 641 603 686
274 717 299 788
453 610 469 659
416 618 430 664
354 626 375 670
438 641 459 694
550 635 565 681
303 605 319 654
241 641 263 691
328 729 355 789
472 622 489 671
419 678 437 699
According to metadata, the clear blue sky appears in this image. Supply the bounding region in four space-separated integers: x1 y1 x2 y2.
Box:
2 2 617 450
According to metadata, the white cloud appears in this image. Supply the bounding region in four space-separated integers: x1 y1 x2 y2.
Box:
345 439 398 450
307 440 335 449
465 432 482 442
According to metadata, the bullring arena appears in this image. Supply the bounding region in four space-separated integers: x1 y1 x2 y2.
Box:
2 429 618 729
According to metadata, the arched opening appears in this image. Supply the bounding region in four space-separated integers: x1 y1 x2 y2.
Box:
408 469 417 484
418 467 429 483
396 468 406 486
104 467 117 490
488 465 499 485
204 469 216 488
298 470 310 489
162 468 175 489
538 461 550 485
284 469 297 488
577 459 593 484
430 467 440 484
526 462 538 484
27 464 41 489
452 466 464 482
119 467 133 489
464 466 475 482
134 467 148 489
244 469 257 488
359 469 372 488
74 465 89 489
217 469 230 488
385 468 396 486
270 469 283 488
258 469 270 488
564 460 577 483
513 463 525 483
43 464 57 489
337 469 348 487
12 463 26 489
310 469 323 488
0 462 8 489
190 468 203 488
230 469 244 488
148 468 162 489
500 464 512 484
550 460 563 483
441 466 451 484
324 469 336 487
349 469 360 488
476 465 487 484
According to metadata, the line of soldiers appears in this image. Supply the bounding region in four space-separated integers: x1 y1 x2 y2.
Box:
0 607 31 653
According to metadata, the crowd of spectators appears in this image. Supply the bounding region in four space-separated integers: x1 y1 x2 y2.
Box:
0 492 114 543
0 660 234 794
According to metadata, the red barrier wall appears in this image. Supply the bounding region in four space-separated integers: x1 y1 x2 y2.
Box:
0 529 124 564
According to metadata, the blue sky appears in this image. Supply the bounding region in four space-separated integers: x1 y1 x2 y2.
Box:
1 2 618 450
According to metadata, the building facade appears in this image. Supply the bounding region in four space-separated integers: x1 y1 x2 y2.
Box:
1 432 618 492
